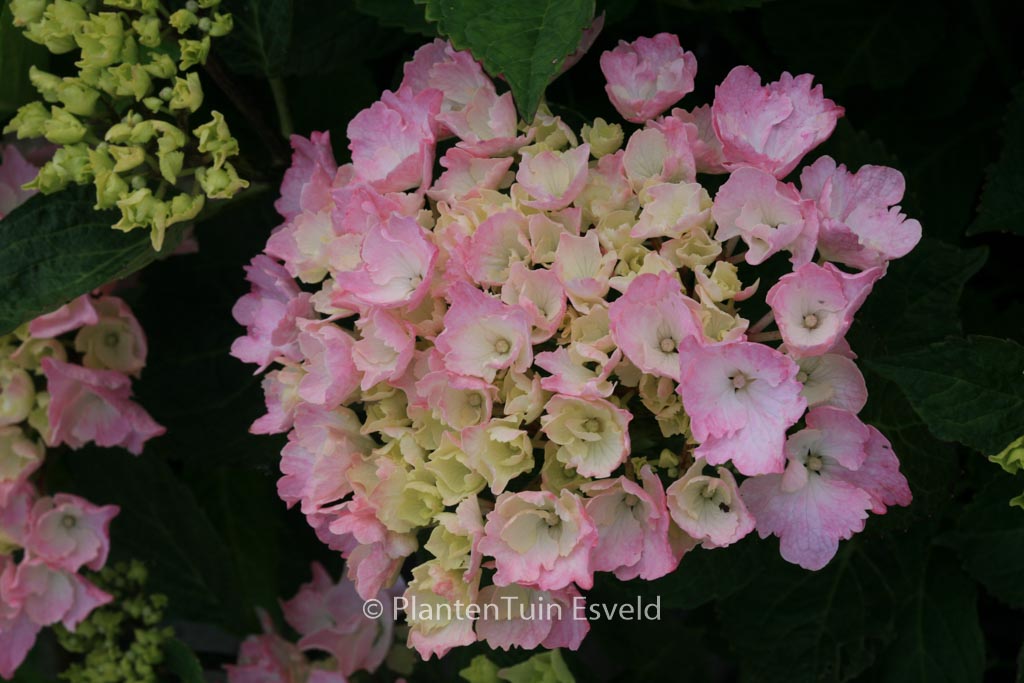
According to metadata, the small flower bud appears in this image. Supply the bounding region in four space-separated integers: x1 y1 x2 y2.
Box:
196 161 248 199
193 111 238 168
74 12 126 68
28 66 63 102
157 149 184 183
108 63 153 101
168 72 203 113
132 15 162 48
168 8 198 33
208 12 233 37
107 145 146 173
178 36 211 70
57 78 101 117
581 117 625 158
9 0 47 27
2 102 49 138
42 106 87 144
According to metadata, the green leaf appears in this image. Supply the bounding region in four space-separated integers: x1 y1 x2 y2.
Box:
60 449 248 631
163 638 205 683
0 188 179 336
760 0 946 90
873 553 984 683
943 472 1024 608
0 3 49 116
869 336 1024 455
850 239 987 358
422 0 596 119
970 81 1024 236
717 538 900 683
218 0 294 78
353 0 434 36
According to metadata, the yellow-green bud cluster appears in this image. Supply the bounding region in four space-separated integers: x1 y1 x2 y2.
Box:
4 0 245 250
56 560 176 683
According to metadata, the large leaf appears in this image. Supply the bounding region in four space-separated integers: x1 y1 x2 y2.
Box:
218 0 294 78
717 538 901 683
0 188 178 336
869 336 1024 455
850 239 987 358
0 3 48 115
60 450 248 631
873 551 985 683
422 0 596 119
943 472 1024 609
970 81 1024 236
163 639 206 683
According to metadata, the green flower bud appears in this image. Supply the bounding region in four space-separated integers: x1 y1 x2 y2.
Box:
168 72 203 112
23 161 69 194
107 145 145 173
28 66 63 102
142 53 177 79
90 147 130 208
178 35 210 70
990 435 1024 475
150 121 186 149
168 8 197 33
208 12 233 37
193 110 238 168
152 192 203 248
108 63 153 100
52 142 93 183
74 12 125 68
23 0 87 54
157 149 183 183
106 121 135 144
77 65 118 94
499 650 575 683
113 187 161 233
57 78 101 117
581 117 624 158
142 96 164 112
196 161 247 199
42 106 87 144
132 15 161 48
9 0 47 27
3 101 49 138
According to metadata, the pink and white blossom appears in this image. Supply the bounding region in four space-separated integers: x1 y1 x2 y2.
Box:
600 33 698 123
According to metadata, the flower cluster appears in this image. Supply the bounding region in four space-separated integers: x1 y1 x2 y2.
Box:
55 560 174 683
2 143 164 679
226 562 409 683
233 33 918 659
4 0 244 249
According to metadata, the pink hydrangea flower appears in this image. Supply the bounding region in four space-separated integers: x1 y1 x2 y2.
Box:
500 262 566 343
0 558 111 629
295 321 360 408
712 65 844 178
26 494 118 572
73 296 148 377
475 583 589 651
0 145 38 219
552 231 617 311
678 337 806 476
712 166 819 266
800 156 922 269
27 295 99 339
231 255 314 372
275 131 338 221
796 353 869 413
435 283 532 383
582 466 681 580
540 395 632 478
671 105 727 174
0 428 43 507
0 483 34 551
666 458 754 548
333 214 438 310
277 404 372 515
226 611 324 683
347 86 442 193
622 117 696 189
739 407 908 570
480 490 598 591
251 366 305 435
600 33 697 124
401 39 491 131
428 149 514 204
609 272 703 380
516 144 591 211
42 358 165 455
766 262 884 358
281 562 397 676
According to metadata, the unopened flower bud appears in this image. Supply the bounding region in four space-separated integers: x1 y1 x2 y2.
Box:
109 63 153 100
74 12 126 68
0 363 35 426
28 66 62 102
113 187 161 232
9 0 47 26
132 15 162 48
193 111 238 168
178 36 210 70
168 72 203 112
143 53 177 80
107 145 145 173
24 0 87 54
3 102 49 138
581 117 624 158
208 12 233 37
42 106 87 144
169 8 197 33
57 79 101 117
157 149 184 183
196 161 248 199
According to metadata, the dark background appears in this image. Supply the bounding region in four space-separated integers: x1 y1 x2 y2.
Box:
19 0 1024 681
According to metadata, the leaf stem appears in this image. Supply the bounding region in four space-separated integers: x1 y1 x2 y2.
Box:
269 77 294 139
